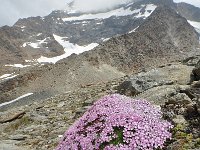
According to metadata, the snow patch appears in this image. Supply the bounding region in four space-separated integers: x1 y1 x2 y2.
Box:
135 4 157 18
82 21 90 24
0 73 19 81
0 74 13 79
29 43 40 48
2 75 18 80
5 64 31 68
37 33 42 36
188 20 200 33
96 22 103 25
22 38 49 48
0 93 33 107
102 38 110 42
128 26 139 33
37 34 98 64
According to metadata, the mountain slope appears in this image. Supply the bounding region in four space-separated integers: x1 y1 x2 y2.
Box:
0 0 200 66
0 5 199 106
81 6 199 73
0 1 156 65
177 2 200 22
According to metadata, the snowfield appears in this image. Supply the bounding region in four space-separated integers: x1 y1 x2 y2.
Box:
22 38 49 48
37 34 98 64
62 4 157 22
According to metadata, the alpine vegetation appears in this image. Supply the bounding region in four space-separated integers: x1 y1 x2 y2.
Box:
56 94 173 150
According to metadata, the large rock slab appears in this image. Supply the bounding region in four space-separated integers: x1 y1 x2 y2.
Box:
118 63 193 96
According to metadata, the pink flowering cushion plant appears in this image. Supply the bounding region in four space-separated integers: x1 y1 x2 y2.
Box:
56 94 173 150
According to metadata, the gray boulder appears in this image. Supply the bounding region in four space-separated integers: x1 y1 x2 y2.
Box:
118 64 193 96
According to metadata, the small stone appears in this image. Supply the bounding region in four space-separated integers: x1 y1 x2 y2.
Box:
75 108 85 115
197 108 200 114
178 107 186 115
176 93 192 105
172 115 187 125
167 99 177 104
9 135 27 141
82 100 93 106
57 102 65 108
186 103 195 111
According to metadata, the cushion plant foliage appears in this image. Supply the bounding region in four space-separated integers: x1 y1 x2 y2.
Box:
56 94 173 150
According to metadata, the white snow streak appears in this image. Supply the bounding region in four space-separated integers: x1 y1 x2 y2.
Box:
37 33 42 36
128 26 139 33
0 93 33 107
0 74 12 79
0 73 19 81
2 75 18 80
102 38 110 42
5 64 31 68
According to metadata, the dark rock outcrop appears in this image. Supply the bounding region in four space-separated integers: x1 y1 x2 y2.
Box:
192 60 200 81
117 64 193 96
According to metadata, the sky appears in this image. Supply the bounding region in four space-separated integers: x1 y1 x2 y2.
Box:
0 0 69 26
0 0 200 27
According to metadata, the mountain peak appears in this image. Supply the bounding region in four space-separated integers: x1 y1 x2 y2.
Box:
0 0 200 66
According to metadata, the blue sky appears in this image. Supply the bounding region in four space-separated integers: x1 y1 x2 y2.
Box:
0 0 199 27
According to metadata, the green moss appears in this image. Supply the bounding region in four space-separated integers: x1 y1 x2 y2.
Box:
173 123 185 132
194 138 200 148
110 127 124 145
175 131 188 139
100 127 124 149
172 123 200 149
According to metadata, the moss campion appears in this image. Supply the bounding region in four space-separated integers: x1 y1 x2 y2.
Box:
56 94 173 150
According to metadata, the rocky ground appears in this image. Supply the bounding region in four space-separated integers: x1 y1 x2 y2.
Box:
0 56 200 150
0 77 126 150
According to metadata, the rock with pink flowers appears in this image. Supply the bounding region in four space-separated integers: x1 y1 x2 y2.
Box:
56 94 173 150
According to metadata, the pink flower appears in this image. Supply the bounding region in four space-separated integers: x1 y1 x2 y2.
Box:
56 94 173 150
